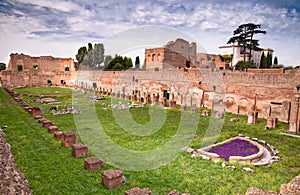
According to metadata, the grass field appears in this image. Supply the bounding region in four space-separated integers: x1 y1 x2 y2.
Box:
0 87 299 194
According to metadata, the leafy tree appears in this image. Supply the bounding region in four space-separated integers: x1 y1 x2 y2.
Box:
88 43 93 52
93 43 105 68
227 23 266 62
76 47 87 64
235 61 256 70
260 53 267 68
272 64 284 69
135 56 140 68
106 54 133 70
274 56 278 65
104 55 113 67
0 63 6 71
266 52 272 68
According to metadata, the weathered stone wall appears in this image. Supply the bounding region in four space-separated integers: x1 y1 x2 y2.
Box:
72 69 299 122
2 53 74 87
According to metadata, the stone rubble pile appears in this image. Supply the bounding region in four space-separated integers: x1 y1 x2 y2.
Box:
0 128 32 195
245 174 300 195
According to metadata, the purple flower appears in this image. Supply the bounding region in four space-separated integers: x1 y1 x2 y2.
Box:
209 139 259 161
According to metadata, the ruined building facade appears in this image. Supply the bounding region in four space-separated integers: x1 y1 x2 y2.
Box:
0 39 299 134
1 53 75 87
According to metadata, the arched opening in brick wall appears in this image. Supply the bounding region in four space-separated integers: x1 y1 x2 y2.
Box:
152 54 156 61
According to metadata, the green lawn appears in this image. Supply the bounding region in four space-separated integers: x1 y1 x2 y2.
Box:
0 87 299 195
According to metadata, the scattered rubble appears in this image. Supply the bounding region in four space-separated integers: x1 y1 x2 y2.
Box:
0 128 32 194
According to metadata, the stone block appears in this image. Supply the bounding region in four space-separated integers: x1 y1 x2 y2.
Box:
48 125 59 133
201 110 210 116
102 170 126 189
266 117 278 129
72 144 89 158
54 131 63 140
42 120 53 128
62 131 77 147
84 156 104 171
170 100 176 108
34 115 43 120
37 117 47 123
24 106 32 113
30 107 42 117
180 105 187 111
125 187 152 195
166 190 190 195
190 107 198 113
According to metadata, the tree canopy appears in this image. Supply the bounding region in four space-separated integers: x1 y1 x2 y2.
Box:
105 54 133 70
235 61 256 70
0 63 6 71
227 23 266 62
76 43 105 69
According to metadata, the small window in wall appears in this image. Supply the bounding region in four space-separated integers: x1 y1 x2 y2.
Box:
152 54 156 61
65 65 70 71
33 64 38 70
61 80 66 85
157 53 161 61
186 61 190 68
17 65 23 71
47 80 52 86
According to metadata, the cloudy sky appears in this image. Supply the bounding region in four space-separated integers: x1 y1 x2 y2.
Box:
0 0 299 66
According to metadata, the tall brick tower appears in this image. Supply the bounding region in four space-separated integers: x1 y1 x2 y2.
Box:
288 84 300 134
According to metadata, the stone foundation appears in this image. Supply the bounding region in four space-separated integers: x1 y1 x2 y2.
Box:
62 131 77 147
71 144 89 158
54 131 63 140
101 170 126 189
125 187 152 195
48 125 59 133
84 156 104 171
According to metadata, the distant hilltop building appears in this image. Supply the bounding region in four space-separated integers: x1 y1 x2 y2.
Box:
144 38 225 70
218 45 274 68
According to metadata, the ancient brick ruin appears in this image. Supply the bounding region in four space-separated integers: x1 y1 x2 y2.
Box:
1 39 300 134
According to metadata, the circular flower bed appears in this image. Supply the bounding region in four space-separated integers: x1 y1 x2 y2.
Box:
208 139 259 161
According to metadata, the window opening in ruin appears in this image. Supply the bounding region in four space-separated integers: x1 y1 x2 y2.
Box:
61 80 66 85
157 53 161 61
93 83 97 88
163 90 169 100
65 65 70 71
213 86 216 92
152 54 156 61
47 80 52 86
296 84 300 92
33 64 38 70
154 67 159 71
186 61 191 68
17 65 23 71
148 54 151 61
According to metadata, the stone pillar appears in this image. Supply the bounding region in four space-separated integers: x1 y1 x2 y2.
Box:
101 170 126 189
153 95 159 105
289 86 300 133
30 107 42 117
247 111 258 125
62 131 77 147
170 100 176 108
162 97 167 107
180 104 187 111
